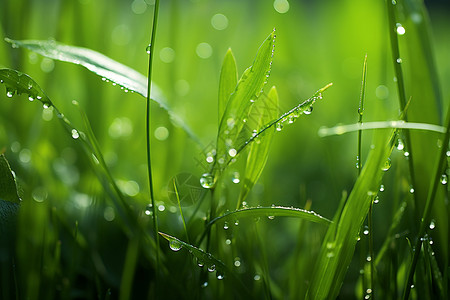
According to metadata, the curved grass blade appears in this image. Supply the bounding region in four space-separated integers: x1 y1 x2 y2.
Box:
0 68 52 108
218 48 238 122
208 206 331 228
318 121 446 137
307 129 396 299
4 38 200 144
159 232 251 297
237 86 278 208
213 30 276 175
0 154 21 204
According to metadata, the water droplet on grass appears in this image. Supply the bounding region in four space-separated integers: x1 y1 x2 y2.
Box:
228 148 237 157
6 90 14 97
146 44 151 54
379 184 385 192
396 58 403 64
409 186 415 194
232 171 240 184
254 274 261 281
200 173 215 189
216 272 224 280
396 23 406 35
441 174 448 185
304 106 313 115
71 129 80 139
207 264 216 272
28 96 34 101
382 158 391 171
169 240 182 251
429 220 436 230
276 122 283 131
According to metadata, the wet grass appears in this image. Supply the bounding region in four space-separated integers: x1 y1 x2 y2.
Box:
0 0 449 299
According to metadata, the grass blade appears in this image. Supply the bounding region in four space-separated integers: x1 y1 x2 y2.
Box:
213 30 276 175
237 86 278 208
0 154 21 204
0 68 52 108
307 129 396 299
218 48 238 123
208 206 332 227
4 38 200 144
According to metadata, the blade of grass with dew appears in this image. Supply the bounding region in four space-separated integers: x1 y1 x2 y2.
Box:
237 86 278 208
318 121 446 137
402 96 450 299
213 30 275 176
146 0 161 289
0 68 52 108
307 128 396 299
0 154 21 204
388 1 448 291
356 54 371 297
159 232 252 298
4 38 200 144
207 206 331 228
218 48 238 123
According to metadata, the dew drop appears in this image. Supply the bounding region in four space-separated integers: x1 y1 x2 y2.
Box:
382 158 391 171
234 220 239 226
71 129 80 139
396 23 406 35
234 257 241 267
409 186 415 194
396 58 403 64
304 106 313 115
366 255 372 262
356 156 361 169
429 220 435 230
396 138 405 150
201 281 208 288
197 258 204 267
363 229 369 235
28 96 35 101
379 184 385 192
207 264 216 272
169 239 182 251
440 174 448 185
228 148 237 157
216 272 224 280
225 239 231 245
6 90 14 98
232 171 240 184
373 196 379 204
268 215 275 220
276 122 283 131
200 173 215 189
404 151 410 157
254 274 261 281
146 44 151 54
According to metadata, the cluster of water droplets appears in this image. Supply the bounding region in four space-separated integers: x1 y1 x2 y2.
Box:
275 94 320 132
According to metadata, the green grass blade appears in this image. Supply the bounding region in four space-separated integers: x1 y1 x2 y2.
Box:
218 48 238 123
4 38 156 98
208 206 332 227
237 86 278 208
0 154 21 204
0 68 52 108
4 39 200 144
307 129 396 299
213 30 275 175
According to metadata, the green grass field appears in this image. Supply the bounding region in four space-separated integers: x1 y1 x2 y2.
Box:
1 0 449 299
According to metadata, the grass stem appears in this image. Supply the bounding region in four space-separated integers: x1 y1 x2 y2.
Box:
146 0 161 285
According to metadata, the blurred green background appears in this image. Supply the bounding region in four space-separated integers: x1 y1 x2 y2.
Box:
0 0 449 298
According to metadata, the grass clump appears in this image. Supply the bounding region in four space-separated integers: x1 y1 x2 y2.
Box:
0 1 449 299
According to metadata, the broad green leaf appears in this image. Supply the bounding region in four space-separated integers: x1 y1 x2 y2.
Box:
218 48 238 122
237 86 278 207
207 206 332 227
213 30 276 175
5 39 200 143
0 154 20 204
307 129 396 299
0 68 52 107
